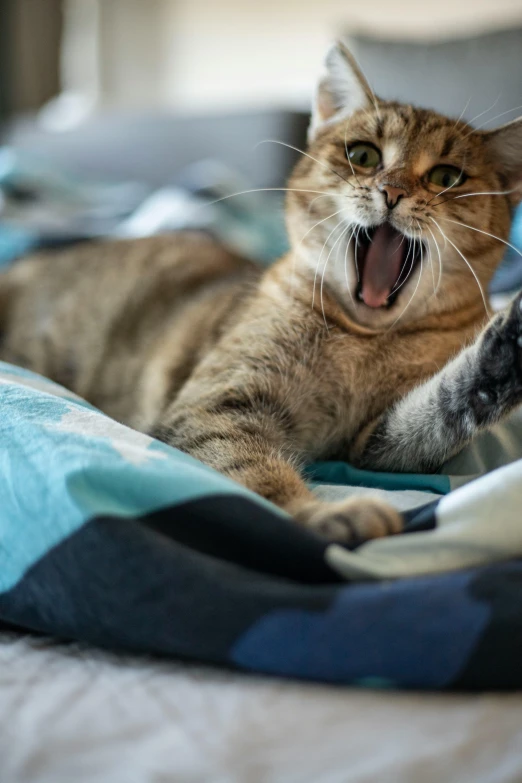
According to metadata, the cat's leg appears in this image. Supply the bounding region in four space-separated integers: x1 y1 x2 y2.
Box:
354 292 522 473
151 397 402 545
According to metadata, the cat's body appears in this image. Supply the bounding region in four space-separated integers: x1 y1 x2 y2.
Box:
1 44 522 543
1 231 483 455
0 233 260 427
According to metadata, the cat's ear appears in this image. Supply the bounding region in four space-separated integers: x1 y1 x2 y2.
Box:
308 42 376 142
482 117 522 204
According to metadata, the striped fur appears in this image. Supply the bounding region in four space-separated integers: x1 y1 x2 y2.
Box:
0 44 521 544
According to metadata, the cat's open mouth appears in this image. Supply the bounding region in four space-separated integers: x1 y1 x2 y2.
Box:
354 223 424 309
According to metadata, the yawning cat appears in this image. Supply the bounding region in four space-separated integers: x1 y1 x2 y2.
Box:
1 43 521 544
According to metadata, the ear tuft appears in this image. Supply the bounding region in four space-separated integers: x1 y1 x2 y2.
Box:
309 42 376 142
482 117 522 204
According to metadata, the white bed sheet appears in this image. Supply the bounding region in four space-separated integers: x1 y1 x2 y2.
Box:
1 632 522 783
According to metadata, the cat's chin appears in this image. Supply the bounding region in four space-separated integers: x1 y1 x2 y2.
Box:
343 298 403 331
341 283 429 331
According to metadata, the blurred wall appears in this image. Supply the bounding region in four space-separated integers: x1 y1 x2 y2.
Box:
161 0 522 111
62 0 522 112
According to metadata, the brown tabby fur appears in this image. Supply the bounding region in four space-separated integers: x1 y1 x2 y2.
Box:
0 44 521 544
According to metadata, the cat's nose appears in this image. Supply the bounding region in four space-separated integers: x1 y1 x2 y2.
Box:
378 183 408 210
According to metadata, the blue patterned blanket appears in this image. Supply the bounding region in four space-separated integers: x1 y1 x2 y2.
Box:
1 362 521 690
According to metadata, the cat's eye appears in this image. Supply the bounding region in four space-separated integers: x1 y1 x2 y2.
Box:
347 143 381 169
428 165 466 189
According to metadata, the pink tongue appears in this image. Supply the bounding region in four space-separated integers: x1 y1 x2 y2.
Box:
360 224 407 308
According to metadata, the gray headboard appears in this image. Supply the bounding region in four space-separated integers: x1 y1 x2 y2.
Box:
4 110 310 189
346 27 522 128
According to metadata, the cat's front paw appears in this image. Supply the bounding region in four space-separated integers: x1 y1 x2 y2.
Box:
292 497 403 545
474 292 522 419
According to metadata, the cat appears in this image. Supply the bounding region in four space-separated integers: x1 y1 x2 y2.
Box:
1 42 521 545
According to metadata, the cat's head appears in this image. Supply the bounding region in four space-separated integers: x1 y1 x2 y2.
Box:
287 43 522 330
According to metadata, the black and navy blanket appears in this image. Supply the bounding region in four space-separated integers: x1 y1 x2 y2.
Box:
1 362 522 691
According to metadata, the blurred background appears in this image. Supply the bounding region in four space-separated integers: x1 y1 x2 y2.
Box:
0 0 521 290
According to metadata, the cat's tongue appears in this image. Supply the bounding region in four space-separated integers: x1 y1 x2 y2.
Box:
360 224 407 308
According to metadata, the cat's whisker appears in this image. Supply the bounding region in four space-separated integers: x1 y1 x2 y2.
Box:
387 250 423 332
395 231 408 253
200 186 342 210
451 95 472 131
464 103 522 136
351 55 382 122
465 93 502 130
388 218 415 296
296 209 345 257
429 217 491 317
427 225 443 299
256 139 355 188
431 187 519 208
432 219 448 251
389 236 414 297
437 216 522 261
291 208 345 300
345 153 362 188
343 227 357 307
354 226 362 283
344 122 363 188
416 220 434 293
358 105 378 125
427 244 436 298
453 188 519 199
344 126 362 187
308 193 335 213
312 218 346 312
320 222 352 329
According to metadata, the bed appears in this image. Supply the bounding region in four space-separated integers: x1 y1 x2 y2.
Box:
2 631 522 783
2 151 522 782
1 361 522 781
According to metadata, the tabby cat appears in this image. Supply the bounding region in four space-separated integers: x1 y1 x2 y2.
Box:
1 43 522 544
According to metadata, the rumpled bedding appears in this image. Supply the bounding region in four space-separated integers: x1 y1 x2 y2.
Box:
0 149 287 265
1 362 522 691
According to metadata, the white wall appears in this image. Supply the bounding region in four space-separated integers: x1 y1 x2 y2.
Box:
63 0 522 112
160 0 522 111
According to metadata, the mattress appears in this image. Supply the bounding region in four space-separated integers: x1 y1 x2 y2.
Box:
1 631 522 783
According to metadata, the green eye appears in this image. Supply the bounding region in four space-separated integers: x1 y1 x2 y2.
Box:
428 165 466 189
347 143 381 169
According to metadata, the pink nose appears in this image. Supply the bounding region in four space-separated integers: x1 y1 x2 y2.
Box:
378 183 408 210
